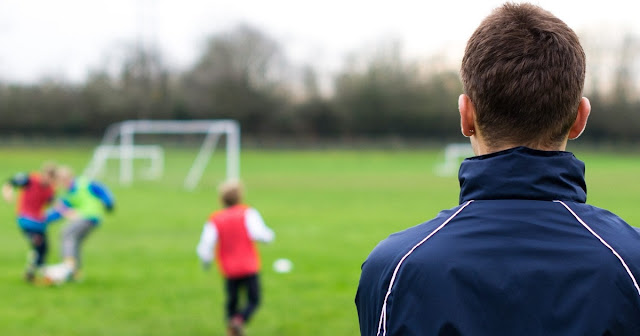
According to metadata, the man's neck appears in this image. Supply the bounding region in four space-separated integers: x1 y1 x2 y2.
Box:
471 137 567 156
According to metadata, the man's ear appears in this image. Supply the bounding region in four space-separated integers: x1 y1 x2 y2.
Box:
459 94 476 137
568 97 591 140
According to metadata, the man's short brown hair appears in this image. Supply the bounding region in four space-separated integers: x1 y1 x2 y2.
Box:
219 180 243 207
460 2 586 148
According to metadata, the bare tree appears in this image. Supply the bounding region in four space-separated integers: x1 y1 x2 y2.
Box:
181 24 288 133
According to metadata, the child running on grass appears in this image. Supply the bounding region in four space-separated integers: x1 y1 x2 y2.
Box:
2 162 57 282
197 180 274 336
46 165 115 281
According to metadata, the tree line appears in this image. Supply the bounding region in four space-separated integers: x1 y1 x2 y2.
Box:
0 25 638 144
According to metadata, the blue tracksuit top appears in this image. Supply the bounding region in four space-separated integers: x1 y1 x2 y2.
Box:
356 146 640 336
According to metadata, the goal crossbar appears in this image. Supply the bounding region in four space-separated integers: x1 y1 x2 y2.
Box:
84 119 240 190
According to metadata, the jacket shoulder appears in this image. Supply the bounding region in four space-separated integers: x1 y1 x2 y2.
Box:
564 202 640 291
356 206 465 335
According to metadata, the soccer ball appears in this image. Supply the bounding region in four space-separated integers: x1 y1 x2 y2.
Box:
272 258 293 273
42 263 73 285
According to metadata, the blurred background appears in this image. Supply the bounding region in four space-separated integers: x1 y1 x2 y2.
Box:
0 0 638 145
1 1 639 335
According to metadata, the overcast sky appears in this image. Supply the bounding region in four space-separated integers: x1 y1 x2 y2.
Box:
0 0 638 83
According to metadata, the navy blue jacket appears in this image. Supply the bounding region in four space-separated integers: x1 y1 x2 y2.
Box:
356 147 640 335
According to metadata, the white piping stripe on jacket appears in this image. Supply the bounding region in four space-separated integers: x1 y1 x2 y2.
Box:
376 200 474 336
555 200 640 297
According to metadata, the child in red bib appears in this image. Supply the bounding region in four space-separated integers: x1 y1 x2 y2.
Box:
197 180 274 336
2 162 57 282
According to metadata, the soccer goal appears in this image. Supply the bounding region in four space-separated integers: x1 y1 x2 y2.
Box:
83 119 240 190
434 143 475 176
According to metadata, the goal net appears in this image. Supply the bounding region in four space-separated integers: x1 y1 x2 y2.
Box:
83 119 240 190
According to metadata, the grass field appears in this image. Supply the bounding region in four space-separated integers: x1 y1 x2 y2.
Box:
0 145 639 336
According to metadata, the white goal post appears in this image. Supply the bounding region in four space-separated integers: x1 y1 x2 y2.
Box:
434 143 475 176
83 119 240 190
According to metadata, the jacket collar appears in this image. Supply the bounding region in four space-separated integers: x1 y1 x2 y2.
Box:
458 146 587 204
